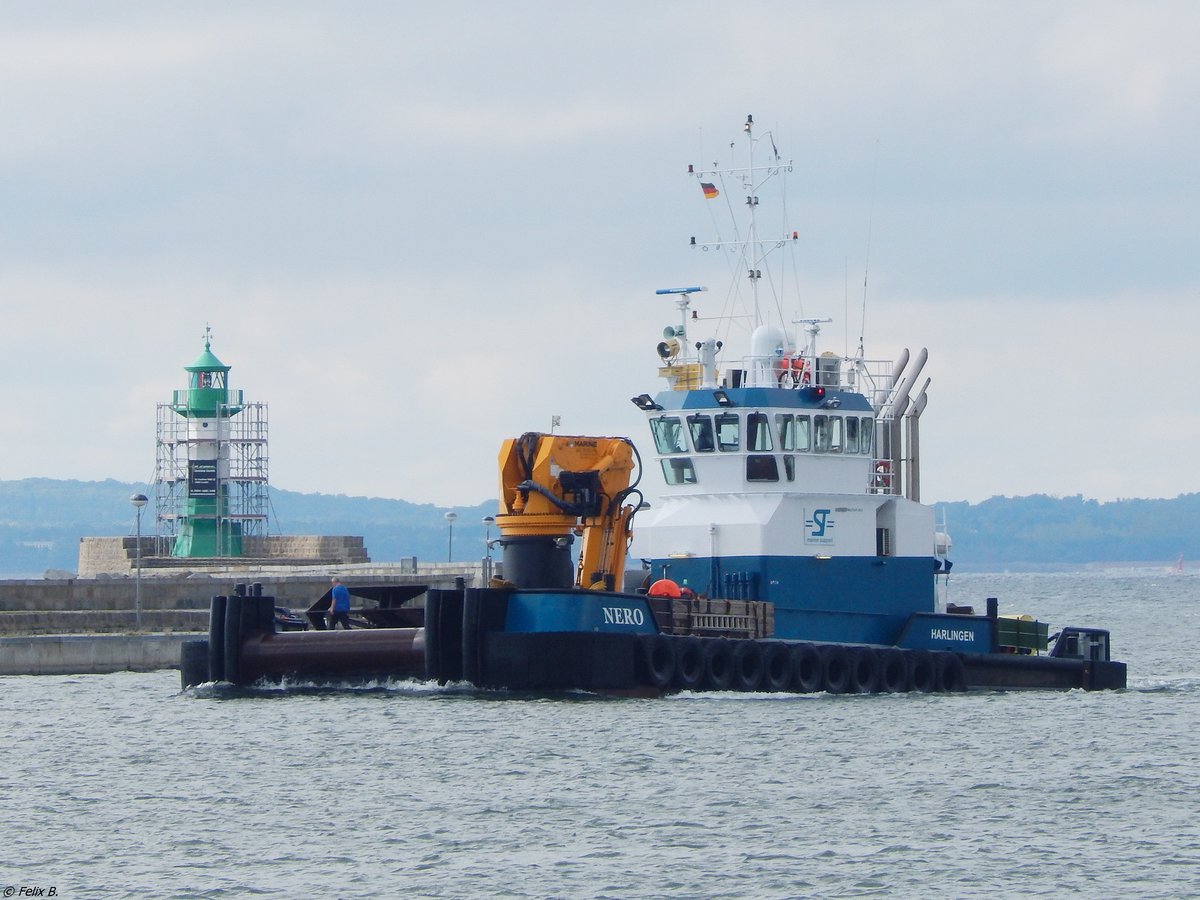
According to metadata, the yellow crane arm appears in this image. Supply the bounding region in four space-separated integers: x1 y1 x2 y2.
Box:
495 432 641 590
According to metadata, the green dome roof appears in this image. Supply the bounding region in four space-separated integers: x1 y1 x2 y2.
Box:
184 329 231 373
184 347 230 373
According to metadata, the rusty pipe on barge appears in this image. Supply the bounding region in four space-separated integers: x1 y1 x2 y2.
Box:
238 628 425 683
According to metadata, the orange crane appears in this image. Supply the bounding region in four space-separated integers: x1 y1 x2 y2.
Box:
496 432 642 591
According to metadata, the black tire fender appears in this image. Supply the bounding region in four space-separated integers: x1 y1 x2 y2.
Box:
760 642 792 692
936 651 967 693
847 647 880 694
907 649 937 693
819 645 850 694
638 633 676 688
702 638 734 691
672 636 706 691
790 643 822 693
731 640 764 692
878 648 909 693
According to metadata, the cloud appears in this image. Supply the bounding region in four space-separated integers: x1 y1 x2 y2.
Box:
2 1 1198 510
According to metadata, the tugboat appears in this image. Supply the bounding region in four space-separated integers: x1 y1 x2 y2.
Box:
183 116 1126 694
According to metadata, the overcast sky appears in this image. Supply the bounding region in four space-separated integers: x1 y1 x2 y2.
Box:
1 2 1197 508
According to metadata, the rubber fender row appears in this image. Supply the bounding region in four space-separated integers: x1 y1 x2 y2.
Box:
637 634 967 694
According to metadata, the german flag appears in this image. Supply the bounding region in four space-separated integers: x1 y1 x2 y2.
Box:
701 182 719 200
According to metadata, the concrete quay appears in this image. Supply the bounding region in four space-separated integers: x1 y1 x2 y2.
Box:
0 632 198 676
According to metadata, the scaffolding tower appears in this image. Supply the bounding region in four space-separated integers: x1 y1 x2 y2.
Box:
154 400 271 556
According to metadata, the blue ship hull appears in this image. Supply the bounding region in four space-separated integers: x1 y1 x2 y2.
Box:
422 586 1126 694
182 584 1127 694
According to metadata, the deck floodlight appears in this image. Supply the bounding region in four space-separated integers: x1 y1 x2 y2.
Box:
631 394 663 411
713 389 734 407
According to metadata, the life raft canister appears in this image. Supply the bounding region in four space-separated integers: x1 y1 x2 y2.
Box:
776 354 809 386
647 578 682 598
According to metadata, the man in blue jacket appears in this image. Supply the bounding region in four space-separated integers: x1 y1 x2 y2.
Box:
328 576 352 630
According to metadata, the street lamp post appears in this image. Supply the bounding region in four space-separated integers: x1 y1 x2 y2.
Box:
482 515 495 582
130 493 148 630
444 511 457 562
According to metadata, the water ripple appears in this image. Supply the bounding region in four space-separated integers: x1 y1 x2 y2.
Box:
2 575 1199 897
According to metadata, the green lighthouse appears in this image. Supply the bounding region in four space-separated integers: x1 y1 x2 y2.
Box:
168 328 247 557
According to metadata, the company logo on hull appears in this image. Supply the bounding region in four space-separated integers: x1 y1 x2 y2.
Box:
804 508 835 545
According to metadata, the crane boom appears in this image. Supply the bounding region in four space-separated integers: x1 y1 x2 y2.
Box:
496 432 640 591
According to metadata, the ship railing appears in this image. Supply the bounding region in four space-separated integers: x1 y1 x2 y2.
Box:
170 388 245 409
732 352 897 395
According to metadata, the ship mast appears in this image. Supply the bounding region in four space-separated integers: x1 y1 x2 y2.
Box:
689 114 797 337
745 114 762 329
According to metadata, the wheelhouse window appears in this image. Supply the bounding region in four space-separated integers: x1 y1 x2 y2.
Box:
813 415 844 453
661 458 697 485
715 413 740 452
783 454 795 481
746 455 779 482
829 416 843 452
776 414 796 450
650 416 687 454
796 415 811 452
814 415 830 453
687 414 715 452
747 413 773 451
845 416 860 454
860 417 874 455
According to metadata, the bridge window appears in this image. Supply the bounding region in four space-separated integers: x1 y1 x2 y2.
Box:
813 415 844 453
715 413 740 452
783 454 795 481
687 414 715 452
746 455 779 482
650 417 687 454
776 414 796 450
814 415 830 452
860 417 874 455
747 413 773 451
661 458 697 485
796 415 811 452
845 416 860 454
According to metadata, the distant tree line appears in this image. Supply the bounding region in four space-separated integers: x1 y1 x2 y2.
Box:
0 479 1197 576
938 493 1200 567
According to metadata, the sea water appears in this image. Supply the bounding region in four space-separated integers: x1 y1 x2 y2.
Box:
2 573 1198 899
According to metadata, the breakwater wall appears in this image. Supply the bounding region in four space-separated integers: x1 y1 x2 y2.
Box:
0 568 477 636
77 535 370 577
1 574 332 635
